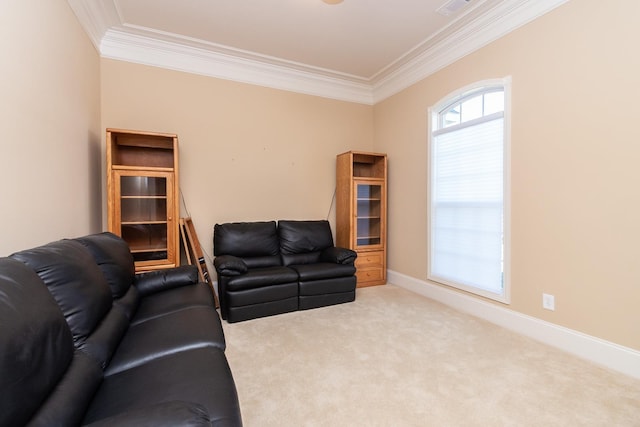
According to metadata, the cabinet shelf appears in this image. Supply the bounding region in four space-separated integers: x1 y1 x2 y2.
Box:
112 165 174 173
130 246 169 254
121 221 168 225
120 196 167 200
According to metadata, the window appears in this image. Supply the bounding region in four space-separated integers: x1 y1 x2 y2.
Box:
428 78 510 303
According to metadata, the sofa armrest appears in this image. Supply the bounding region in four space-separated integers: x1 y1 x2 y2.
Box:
321 247 357 265
84 401 211 427
214 255 248 276
134 265 199 297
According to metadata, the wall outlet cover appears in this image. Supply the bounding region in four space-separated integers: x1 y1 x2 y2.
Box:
543 293 555 311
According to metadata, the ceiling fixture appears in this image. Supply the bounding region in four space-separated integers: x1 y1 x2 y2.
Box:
437 0 471 16
322 0 344 4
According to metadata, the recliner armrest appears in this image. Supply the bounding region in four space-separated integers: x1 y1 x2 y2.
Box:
214 255 248 276
321 247 357 265
134 265 199 297
84 400 211 427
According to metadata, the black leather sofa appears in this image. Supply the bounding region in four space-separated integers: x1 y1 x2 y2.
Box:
213 220 357 323
0 232 242 427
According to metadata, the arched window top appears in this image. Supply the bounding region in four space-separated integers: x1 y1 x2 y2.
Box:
433 81 508 131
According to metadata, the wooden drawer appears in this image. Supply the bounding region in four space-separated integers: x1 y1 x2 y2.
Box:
356 267 384 284
355 251 384 268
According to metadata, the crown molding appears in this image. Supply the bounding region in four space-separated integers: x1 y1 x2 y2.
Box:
68 0 569 106
67 0 120 51
100 29 374 104
372 0 569 103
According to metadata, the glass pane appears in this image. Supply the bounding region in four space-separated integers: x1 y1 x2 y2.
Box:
461 95 483 123
121 198 167 223
119 174 169 263
484 91 505 115
442 104 460 128
356 184 382 246
121 224 168 261
121 176 167 197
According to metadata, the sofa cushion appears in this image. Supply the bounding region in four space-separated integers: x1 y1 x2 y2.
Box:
84 401 212 427
289 262 356 281
225 266 299 291
27 351 104 427
83 348 242 426
105 306 226 376
81 306 130 369
131 281 216 325
214 221 279 257
11 240 113 347
226 281 298 307
278 220 334 266
75 232 135 299
0 258 74 427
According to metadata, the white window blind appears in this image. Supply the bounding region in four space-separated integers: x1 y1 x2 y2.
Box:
429 81 509 302
431 116 503 293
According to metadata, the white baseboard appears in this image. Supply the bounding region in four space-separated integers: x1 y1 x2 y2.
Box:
387 270 640 380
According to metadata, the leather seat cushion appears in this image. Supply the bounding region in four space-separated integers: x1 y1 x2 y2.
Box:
83 347 242 426
226 266 298 291
106 307 225 376
226 281 298 307
289 263 356 281
131 282 215 325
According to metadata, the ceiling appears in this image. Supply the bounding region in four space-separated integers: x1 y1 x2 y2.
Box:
68 0 567 104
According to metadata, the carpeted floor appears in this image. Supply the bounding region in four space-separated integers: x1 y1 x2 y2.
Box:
222 284 640 426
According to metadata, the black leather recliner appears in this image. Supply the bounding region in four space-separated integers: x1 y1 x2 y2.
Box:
213 220 357 323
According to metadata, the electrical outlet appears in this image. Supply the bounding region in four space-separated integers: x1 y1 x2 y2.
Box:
542 293 555 311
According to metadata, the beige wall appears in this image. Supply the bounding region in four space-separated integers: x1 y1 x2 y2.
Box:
374 0 640 350
0 1 101 256
100 59 374 258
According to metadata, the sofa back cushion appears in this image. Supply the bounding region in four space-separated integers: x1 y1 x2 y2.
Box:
278 220 334 266
0 258 74 427
214 221 281 268
10 240 113 348
75 232 135 299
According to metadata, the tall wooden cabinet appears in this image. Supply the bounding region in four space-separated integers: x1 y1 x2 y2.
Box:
336 151 387 287
107 129 180 272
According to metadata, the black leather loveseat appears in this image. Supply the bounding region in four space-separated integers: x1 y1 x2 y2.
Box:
213 220 357 323
0 232 242 426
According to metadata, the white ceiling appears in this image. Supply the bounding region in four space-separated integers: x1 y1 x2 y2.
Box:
68 0 568 104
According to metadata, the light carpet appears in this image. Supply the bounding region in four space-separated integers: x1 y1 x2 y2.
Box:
222 284 640 426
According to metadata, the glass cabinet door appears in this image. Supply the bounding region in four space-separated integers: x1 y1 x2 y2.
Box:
115 171 175 265
355 181 384 249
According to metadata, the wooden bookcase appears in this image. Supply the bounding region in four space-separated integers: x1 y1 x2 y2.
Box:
107 128 180 272
336 151 387 287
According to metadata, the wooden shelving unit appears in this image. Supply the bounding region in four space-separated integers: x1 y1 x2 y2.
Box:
107 128 180 272
336 151 387 287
